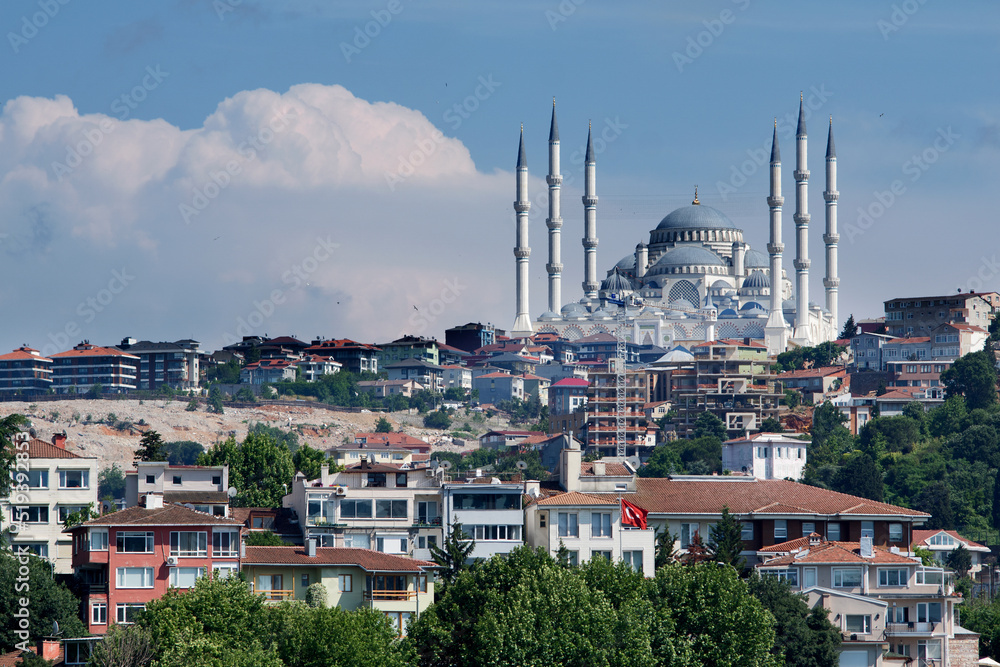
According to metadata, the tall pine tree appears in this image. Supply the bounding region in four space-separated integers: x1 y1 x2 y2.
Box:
709 506 747 571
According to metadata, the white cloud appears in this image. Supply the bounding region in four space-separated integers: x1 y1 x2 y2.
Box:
0 83 546 355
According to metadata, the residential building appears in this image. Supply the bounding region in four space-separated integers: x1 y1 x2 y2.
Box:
876 387 945 417
240 359 296 385
532 361 588 384
384 358 444 392
831 393 875 435
50 342 139 394
520 373 550 404
304 339 381 374
440 478 526 560
231 507 302 545
777 366 847 403
295 354 342 381
851 333 894 371
643 400 670 423
529 332 577 363
570 332 641 364
242 544 435 636
282 461 446 562
440 365 472 392
722 432 809 480
437 343 471 367
116 338 200 391
258 336 310 360
632 476 930 564
912 529 991 575
357 379 420 398
478 430 546 451
0 346 53 394
378 335 441 366
351 432 431 454
480 351 539 375
66 495 243 635
2 434 98 573
757 535 973 667
445 322 498 353
124 462 230 516
549 377 589 415
473 372 524 404
581 362 651 456
328 433 431 467
884 292 992 338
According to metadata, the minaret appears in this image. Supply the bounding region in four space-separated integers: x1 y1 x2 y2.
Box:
823 116 840 334
764 120 788 355
581 123 600 301
635 242 648 281
546 100 563 314
512 125 533 337
792 93 811 342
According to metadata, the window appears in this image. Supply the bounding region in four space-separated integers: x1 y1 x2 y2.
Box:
341 499 373 519
592 513 612 538
64 641 92 665
861 521 874 539
89 528 109 551
918 640 941 663
774 520 787 541
213 531 239 557
395 472 408 487
452 493 521 510
417 501 439 524
58 505 89 522
928 533 956 546
827 523 841 541
212 475 222 485
385 611 412 638
833 568 862 587
539 513 546 528
375 499 408 519
889 523 903 542
301 574 310 588
879 568 908 587
741 522 754 541
765 569 799 586
472 525 521 541
344 533 370 549
339 574 353 592
23 469 48 488
13 506 49 523
116 567 154 588
18 543 48 558
367 473 387 487
916 569 944 586
558 513 579 537
145 474 155 484
170 531 208 557
376 535 408 554
212 563 239 579
891 606 909 623
91 602 108 625
172 475 182 485
622 550 643 573
845 615 871 634
115 603 145 624
801 522 816 536
803 567 817 588
917 602 942 623
169 567 206 588
417 575 428 593
592 550 612 561
116 531 154 553
59 470 89 488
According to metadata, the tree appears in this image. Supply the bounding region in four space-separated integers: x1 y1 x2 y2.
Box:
163 440 204 465
839 314 858 340
86 383 104 398
942 350 999 411
245 531 289 546
248 422 299 452
747 573 841 667
208 386 225 414
916 481 955 529
235 386 257 403
709 506 747 571
293 444 329 481
134 430 165 462
783 390 802 409
0 413 28 497
993 468 1000 533
185 398 198 412
947 544 973 579
693 411 727 440
374 416 393 433
0 552 86 652
97 464 127 502
198 431 295 508
88 623 156 667
429 521 475 586
833 452 884 501
638 445 682 478
423 410 452 430
654 527 679 569
759 417 784 433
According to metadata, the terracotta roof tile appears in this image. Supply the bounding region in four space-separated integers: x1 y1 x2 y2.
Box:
535 491 622 506
758 540 918 566
72 503 242 528
580 461 632 477
912 529 989 551
26 438 88 460
243 546 434 571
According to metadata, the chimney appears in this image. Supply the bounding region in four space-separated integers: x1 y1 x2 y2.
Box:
808 532 821 547
143 493 164 509
306 538 317 557
38 639 60 661
52 432 67 449
593 461 606 476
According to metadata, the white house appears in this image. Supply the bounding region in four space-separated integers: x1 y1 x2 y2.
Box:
722 432 809 480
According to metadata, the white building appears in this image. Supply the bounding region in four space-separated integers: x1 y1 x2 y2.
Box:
440 478 525 560
2 434 98 573
722 432 809 480
124 462 230 516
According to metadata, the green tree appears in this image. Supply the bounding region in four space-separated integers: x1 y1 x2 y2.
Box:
783 390 802 409
708 506 747 571
206 359 242 384
839 314 858 340
198 431 295 508
235 386 257 403
758 417 784 433
248 422 299 452
374 416 393 433
293 444 330 481
993 468 1000 532
960 596 1000 659
423 410 452 430
747 573 840 667
0 413 28 497
942 350 999 411
88 623 156 667
163 440 205 465
654 527 679 569
916 481 955 529
693 411 727 440
245 531 289 546
638 445 682 478
0 552 86 652
135 430 166 462
947 544 973 579
833 452 884 501
208 386 225 414
185 398 199 412
98 464 127 501
86 383 104 398
429 521 476 586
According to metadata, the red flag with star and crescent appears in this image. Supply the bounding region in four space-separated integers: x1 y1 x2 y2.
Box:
621 498 648 529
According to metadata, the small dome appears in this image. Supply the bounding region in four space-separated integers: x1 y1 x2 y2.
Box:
591 308 613 319
719 308 738 318
538 311 561 321
711 279 730 289
741 270 770 290
782 299 797 311
648 246 725 274
601 267 634 293
655 205 738 231
561 302 586 316
745 248 769 268
614 254 636 271
740 301 766 312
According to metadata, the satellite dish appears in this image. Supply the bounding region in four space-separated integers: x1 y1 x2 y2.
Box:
29 428 37 438
430 460 440 470
227 487 238 498
440 460 453 470
184 503 195 510
516 460 529 470
52 620 61 636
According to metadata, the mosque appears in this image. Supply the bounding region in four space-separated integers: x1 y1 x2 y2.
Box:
510 97 840 354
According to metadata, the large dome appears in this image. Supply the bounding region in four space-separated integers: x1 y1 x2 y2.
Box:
649 245 725 271
655 204 737 231
745 248 769 268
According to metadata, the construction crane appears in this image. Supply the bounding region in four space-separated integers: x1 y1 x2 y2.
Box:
606 293 638 459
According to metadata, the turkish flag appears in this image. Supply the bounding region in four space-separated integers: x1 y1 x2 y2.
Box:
621 498 648 530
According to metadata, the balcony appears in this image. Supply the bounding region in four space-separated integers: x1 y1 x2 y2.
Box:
364 589 416 601
886 622 940 636
250 586 296 601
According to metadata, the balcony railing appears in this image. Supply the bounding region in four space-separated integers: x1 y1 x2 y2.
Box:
364 589 416 601
886 621 939 635
250 586 296 601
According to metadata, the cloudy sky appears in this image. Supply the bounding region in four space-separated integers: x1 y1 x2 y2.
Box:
1 0 998 355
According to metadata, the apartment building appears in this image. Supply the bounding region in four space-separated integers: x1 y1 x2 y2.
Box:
50 342 139 394
0 346 53 394
124 462 230 516
303 339 381 374
722 432 810 480
583 363 651 457
66 495 243 635
240 359 296 384
377 335 441 366
884 293 992 338
440 478 525 560
116 338 200 391
3 434 98 573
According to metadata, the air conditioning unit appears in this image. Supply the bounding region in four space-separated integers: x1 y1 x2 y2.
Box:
335 487 346 496
167 556 178 566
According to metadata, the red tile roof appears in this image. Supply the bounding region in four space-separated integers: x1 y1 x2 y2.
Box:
777 367 847 379
535 491 622 506
50 344 139 359
26 438 87 460
758 540 918 566
353 432 429 448
243 546 434 571
580 461 633 477
72 503 242 528
886 337 931 344
0 346 51 362
552 378 589 387
912 529 989 551
476 372 517 379
633 478 929 518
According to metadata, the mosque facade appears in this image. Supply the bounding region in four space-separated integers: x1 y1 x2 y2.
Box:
510 98 840 354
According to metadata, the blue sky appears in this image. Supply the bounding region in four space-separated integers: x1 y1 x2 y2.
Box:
1 0 998 353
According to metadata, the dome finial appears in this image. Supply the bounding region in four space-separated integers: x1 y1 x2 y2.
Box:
692 185 700 205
